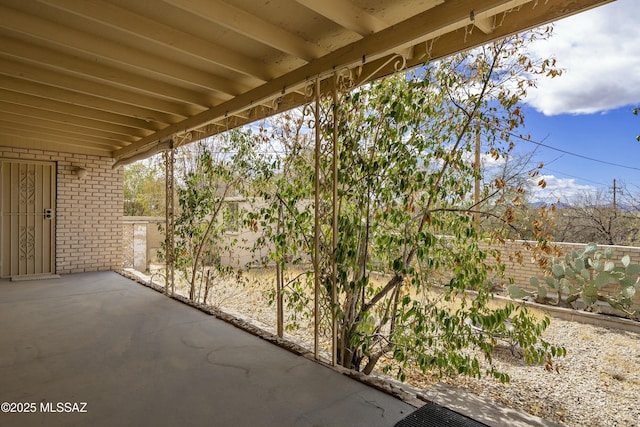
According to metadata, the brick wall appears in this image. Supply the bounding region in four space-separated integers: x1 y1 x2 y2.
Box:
482 240 640 306
124 215 640 294
122 214 272 272
1 146 122 274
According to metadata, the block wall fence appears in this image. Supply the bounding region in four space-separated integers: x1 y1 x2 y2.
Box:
123 215 272 272
1 146 122 274
123 217 165 271
124 219 640 307
482 240 640 306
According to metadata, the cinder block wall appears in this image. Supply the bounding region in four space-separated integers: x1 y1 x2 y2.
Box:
482 240 640 306
1 147 122 274
122 216 272 271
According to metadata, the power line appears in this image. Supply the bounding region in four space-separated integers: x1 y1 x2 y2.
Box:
540 166 608 187
508 132 640 172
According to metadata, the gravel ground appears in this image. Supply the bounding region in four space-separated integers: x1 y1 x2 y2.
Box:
142 269 640 427
436 319 640 427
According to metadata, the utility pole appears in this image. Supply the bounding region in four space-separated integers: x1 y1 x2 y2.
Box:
613 178 617 217
474 131 481 229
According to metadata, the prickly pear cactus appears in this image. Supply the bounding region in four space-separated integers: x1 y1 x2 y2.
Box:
509 243 640 320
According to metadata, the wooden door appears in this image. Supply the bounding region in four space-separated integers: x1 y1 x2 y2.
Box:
0 160 56 278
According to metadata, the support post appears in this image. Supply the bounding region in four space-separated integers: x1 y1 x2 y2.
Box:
164 141 175 295
313 78 321 360
331 78 339 367
276 203 284 338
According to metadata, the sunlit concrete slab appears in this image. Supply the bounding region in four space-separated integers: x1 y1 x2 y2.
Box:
0 272 413 427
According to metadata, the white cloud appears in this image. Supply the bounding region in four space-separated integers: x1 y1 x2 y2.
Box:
524 0 640 115
529 174 596 203
460 150 508 169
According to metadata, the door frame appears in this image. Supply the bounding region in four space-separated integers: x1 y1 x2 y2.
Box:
0 159 57 278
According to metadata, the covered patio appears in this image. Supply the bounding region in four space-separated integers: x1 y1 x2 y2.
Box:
1 272 567 426
0 1 614 426
0 272 414 426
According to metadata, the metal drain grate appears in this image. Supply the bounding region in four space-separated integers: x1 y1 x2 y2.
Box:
394 402 489 427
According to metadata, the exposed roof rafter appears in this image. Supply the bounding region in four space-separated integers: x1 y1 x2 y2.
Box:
165 0 328 61
0 0 615 160
40 0 277 82
296 0 388 36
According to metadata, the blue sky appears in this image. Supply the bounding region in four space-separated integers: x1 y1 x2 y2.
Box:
518 106 640 202
507 0 640 203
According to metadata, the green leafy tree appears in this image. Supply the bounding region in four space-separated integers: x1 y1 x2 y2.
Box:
123 160 165 216
247 113 317 332
170 130 258 301
250 30 566 382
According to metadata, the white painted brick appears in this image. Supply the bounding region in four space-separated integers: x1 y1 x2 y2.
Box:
1 145 123 274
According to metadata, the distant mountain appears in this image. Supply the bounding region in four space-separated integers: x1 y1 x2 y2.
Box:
528 201 570 209
527 201 638 212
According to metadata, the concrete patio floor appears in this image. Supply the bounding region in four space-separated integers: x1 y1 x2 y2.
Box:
0 271 414 427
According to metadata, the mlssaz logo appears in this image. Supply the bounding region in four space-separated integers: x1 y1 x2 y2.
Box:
40 402 88 413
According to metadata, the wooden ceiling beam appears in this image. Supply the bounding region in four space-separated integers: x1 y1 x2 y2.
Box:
165 0 328 61
0 0 616 159
114 0 615 163
0 111 138 143
0 132 115 157
0 88 165 131
40 0 277 82
474 16 496 34
0 119 130 148
0 77 176 127
0 121 129 150
0 3 246 96
296 0 387 36
113 0 530 160
0 36 217 107
0 101 153 138
0 58 195 118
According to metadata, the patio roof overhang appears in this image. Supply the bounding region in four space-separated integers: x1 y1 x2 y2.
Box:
0 0 614 165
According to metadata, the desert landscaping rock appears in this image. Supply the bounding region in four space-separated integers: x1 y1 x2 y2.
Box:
439 319 640 426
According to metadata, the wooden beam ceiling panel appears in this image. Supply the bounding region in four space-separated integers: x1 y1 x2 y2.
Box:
0 3 246 96
0 57 194 118
40 0 278 82
0 119 130 148
0 37 217 107
165 0 328 61
0 75 179 125
0 0 616 158
0 133 114 157
296 0 388 36
0 101 153 138
113 0 531 160
0 124 127 150
0 86 167 131
0 111 139 144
